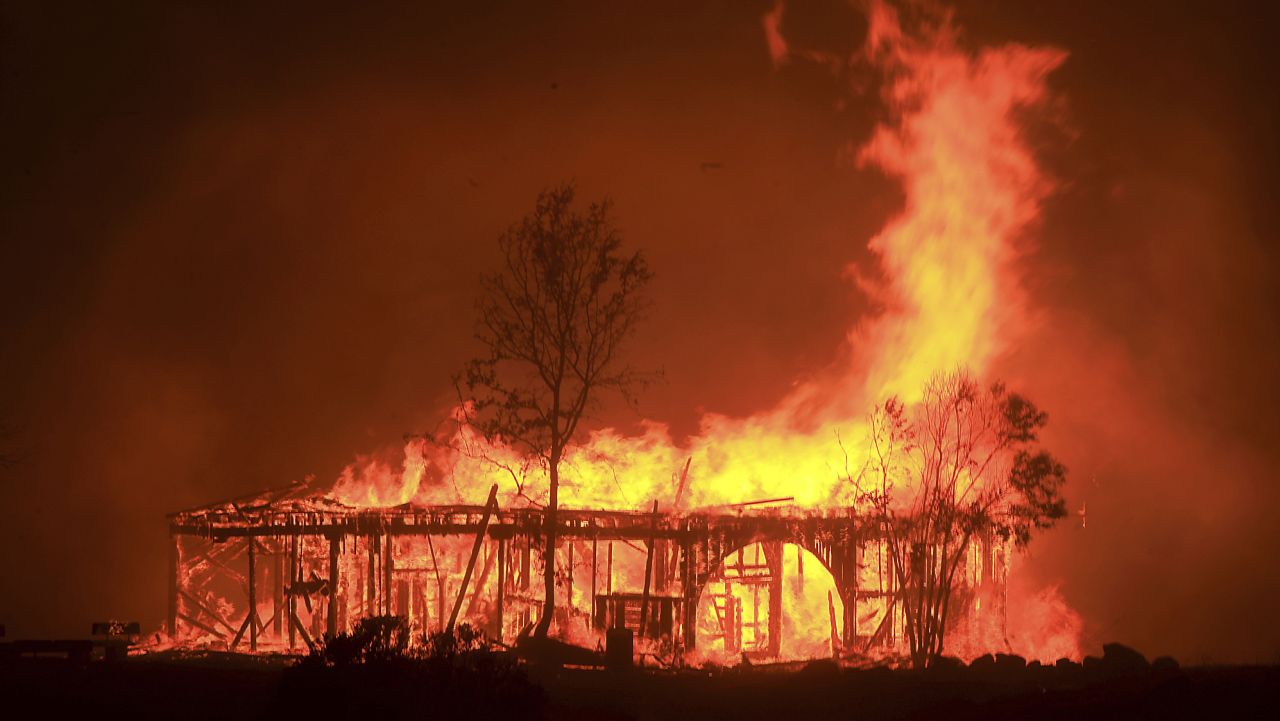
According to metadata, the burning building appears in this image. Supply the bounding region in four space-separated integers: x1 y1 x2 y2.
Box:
166 482 1011 663
163 0 1070 666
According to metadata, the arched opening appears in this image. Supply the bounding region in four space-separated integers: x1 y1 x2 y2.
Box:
694 541 844 663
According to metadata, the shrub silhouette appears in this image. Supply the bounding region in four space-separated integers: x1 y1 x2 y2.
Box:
278 618 545 720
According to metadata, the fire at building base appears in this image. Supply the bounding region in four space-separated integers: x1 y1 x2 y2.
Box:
165 483 1011 666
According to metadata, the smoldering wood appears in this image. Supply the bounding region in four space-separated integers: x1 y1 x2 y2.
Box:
177 589 238 637
177 612 223 639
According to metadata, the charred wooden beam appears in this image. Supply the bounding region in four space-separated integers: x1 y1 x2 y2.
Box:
167 533 179 637
448 484 498 633
247 538 258 651
383 532 393 617
827 589 839 658
639 500 658 634
327 533 340 638
273 544 283 638
465 543 496 617
178 589 238 637
765 540 782 657
287 535 297 650
495 537 506 642
177 612 223 639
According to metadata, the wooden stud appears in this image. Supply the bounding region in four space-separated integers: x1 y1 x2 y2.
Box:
247 538 258 651
287 535 297 650
495 537 506 642
383 532 393 616
167 533 179 638
327 533 340 638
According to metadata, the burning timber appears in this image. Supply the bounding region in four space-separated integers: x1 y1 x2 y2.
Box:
166 483 1011 663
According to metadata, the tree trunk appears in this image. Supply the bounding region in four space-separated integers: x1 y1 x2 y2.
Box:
534 460 559 638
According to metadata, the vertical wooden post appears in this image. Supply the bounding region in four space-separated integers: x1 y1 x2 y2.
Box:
639 500 658 636
567 541 574 612
654 540 667 593
828 590 840 658
273 542 283 637
606 542 613 596
327 533 340 638
496 537 506 642
367 534 378 617
843 543 859 649
383 532 394 616
519 536 531 590
685 541 698 650
287 535 297 650
427 533 444 631
765 541 782 657
590 533 597 613
248 537 258 651
167 533 179 638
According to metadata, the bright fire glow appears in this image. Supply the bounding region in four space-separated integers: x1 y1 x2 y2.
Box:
319 0 1080 662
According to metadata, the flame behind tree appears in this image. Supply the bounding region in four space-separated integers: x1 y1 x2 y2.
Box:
456 183 654 639
857 369 1067 668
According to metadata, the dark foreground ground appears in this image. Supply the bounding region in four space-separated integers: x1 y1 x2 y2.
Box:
2 652 1276 721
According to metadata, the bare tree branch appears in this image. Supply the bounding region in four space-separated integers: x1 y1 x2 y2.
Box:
455 183 654 639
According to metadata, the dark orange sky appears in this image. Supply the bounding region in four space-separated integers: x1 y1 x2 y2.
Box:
1 0 1277 662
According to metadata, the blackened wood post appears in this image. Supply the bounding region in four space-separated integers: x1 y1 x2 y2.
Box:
287 535 297 650
590 532 597 614
495 537 506 642
639 500 658 636
273 542 283 637
842 542 859 649
827 589 839 658
606 542 613 596
327 533 340 638
248 538 258 651
465 544 496 617
681 540 697 650
426 533 444 631
654 540 666 593
519 536 531 590
367 534 378 616
447 484 498 633
167 533 179 637
567 540 574 611
765 541 782 657
383 532 394 616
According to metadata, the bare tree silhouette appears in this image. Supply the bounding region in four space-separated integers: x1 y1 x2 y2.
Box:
853 369 1067 668
457 183 653 639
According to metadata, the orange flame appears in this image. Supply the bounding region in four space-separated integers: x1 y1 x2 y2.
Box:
326 0 1079 662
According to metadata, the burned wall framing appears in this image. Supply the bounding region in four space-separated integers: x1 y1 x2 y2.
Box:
167 494 1001 657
